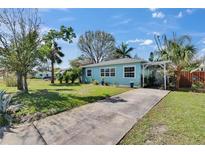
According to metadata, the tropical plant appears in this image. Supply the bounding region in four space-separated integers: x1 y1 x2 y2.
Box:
114 42 134 58
41 26 76 83
155 33 197 89
69 68 80 83
56 72 63 84
48 42 64 83
0 90 12 124
78 31 116 63
192 81 204 89
149 52 155 62
63 70 71 83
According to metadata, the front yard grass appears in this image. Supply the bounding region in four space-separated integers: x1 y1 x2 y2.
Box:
0 79 130 118
120 91 205 145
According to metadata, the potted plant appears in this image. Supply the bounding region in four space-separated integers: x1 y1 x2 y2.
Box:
101 77 105 85
130 81 134 88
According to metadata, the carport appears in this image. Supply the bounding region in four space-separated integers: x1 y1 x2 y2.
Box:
142 61 171 90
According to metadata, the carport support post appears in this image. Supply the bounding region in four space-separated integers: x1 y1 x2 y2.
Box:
164 63 166 90
142 65 145 87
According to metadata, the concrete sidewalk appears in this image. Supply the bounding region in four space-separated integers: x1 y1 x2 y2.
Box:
0 88 169 145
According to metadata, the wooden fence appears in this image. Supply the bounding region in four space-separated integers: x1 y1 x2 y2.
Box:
180 71 205 87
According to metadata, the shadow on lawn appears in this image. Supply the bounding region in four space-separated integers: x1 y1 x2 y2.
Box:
13 90 110 115
49 83 81 87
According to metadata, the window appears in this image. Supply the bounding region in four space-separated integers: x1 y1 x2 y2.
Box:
100 69 105 77
124 66 135 78
110 68 115 76
100 68 115 77
87 69 92 76
105 68 109 76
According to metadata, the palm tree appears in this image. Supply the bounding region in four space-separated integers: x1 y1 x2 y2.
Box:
114 42 134 58
48 42 64 83
155 33 197 89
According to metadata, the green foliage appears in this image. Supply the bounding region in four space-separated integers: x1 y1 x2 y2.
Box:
41 25 76 83
63 71 71 83
155 33 197 89
114 42 134 58
192 81 204 89
56 72 63 84
0 9 42 91
69 68 80 83
0 114 8 126
4 74 17 87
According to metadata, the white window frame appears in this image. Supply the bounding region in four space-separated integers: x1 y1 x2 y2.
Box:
123 65 136 78
86 69 92 77
100 67 116 77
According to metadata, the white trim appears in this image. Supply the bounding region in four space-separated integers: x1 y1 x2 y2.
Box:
99 67 116 77
123 65 136 78
86 69 92 77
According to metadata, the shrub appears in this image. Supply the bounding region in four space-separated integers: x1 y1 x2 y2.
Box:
0 90 12 125
105 82 109 86
56 72 63 84
70 68 81 83
4 74 17 87
192 81 204 89
0 114 8 126
92 80 99 85
63 71 71 83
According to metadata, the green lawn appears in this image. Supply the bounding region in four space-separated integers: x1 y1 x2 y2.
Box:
120 91 205 145
0 79 130 117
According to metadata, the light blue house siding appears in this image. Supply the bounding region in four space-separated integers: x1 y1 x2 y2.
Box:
82 62 143 87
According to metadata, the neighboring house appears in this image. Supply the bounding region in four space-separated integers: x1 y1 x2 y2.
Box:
82 58 147 87
35 71 51 79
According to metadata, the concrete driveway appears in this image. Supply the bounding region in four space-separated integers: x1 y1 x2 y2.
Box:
0 88 169 145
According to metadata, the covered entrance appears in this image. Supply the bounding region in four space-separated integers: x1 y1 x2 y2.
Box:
142 61 171 90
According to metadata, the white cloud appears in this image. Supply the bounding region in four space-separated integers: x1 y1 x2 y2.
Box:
140 39 153 46
177 11 183 18
118 18 132 24
152 12 165 19
126 38 153 46
149 8 158 12
153 32 160 36
111 18 132 27
201 48 205 52
40 25 52 35
147 31 160 36
186 9 193 14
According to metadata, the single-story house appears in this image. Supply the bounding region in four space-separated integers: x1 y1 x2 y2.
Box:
82 58 147 87
35 71 51 79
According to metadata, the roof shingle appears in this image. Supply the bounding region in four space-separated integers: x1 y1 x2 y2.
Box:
82 58 146 68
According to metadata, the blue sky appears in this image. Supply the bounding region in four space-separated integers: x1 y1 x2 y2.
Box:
39 8 205 68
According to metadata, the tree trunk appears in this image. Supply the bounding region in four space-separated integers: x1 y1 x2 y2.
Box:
23 73 28 92
51 61 55 84
16 72 23 91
